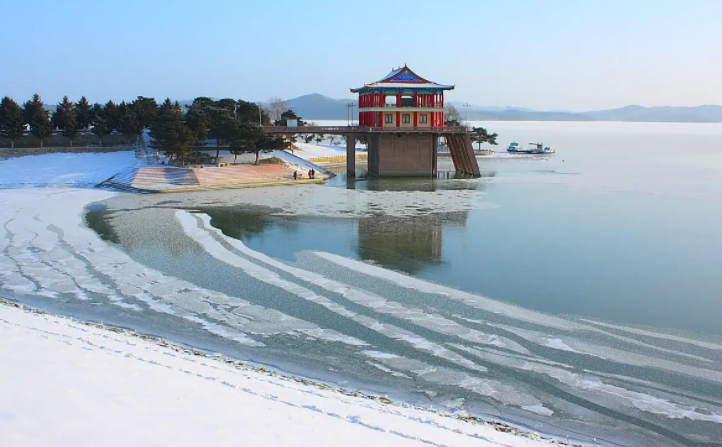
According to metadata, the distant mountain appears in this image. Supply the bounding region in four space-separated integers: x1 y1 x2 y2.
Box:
465 109 593 121
448 102 537 113
585 105 722 123
280 94 356 121
282 94 722 123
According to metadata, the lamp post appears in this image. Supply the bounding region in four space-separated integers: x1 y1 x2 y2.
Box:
346 103 356 126
463 103 471 126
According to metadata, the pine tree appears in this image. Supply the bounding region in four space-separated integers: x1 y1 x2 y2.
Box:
149 113 193 165
157 98 175 116
131 96 158 130
52 96 79 146
90 103 113 146
104 100 120 133
23 93 51 147
118 101 143 142
185 107 209 149
0 96 25 148
74 96 91 130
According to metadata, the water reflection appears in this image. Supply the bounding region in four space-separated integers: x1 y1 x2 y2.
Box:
358 215 443 274
188 170 491 276
331 168 496 192
197 205 299 242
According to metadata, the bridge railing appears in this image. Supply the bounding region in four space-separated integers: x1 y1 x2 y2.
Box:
261 126 471 134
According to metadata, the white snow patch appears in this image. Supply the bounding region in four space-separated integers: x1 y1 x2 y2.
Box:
544 338 579 353
0 303 563 447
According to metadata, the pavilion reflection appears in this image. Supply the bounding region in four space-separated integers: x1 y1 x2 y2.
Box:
356 210 473 275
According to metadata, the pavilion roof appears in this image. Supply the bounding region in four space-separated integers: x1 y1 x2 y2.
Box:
351 65 454 92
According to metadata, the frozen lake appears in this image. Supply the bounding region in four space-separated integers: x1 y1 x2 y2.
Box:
2 121 722 446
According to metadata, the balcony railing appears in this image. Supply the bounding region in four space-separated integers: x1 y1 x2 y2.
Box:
261 126 470 134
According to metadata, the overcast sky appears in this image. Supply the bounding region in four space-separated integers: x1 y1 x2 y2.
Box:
1 0 721 111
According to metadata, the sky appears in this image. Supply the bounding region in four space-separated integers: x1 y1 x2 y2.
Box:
1 0 721 111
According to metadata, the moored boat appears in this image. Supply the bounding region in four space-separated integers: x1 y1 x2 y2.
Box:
507 142 555 154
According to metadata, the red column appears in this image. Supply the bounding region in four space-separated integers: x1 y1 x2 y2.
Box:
396 93 401 108
413 112 418 127
396 111 400 127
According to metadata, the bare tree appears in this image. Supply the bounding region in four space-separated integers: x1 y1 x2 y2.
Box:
444 104 460 124
268 97 287 121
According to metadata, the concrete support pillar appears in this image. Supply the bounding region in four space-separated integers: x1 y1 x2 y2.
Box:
432 135 439 176
346 134 356 177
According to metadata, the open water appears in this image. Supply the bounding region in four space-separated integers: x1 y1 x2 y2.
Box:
3 121 722 446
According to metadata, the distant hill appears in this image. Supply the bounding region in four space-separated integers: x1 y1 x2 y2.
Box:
465 109 593 121
47 94 720 123
284 94 356 121
281 94 722 123
585 105 722 123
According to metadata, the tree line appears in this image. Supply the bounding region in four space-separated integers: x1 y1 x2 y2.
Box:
0 93 311 165
0 94 161 148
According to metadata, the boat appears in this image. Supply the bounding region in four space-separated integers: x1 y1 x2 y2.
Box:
507 142 555 154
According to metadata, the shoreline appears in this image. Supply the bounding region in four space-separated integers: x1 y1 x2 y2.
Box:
0 297 588 447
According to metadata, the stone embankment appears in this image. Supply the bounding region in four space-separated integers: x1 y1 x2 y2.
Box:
98 164 325 193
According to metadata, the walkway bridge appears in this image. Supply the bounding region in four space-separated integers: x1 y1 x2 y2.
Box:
261 126 480 177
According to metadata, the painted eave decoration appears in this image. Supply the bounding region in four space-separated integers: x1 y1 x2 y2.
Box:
351 65 454 92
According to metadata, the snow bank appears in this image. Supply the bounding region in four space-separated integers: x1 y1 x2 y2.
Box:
0 151 143 188
0 301 565 447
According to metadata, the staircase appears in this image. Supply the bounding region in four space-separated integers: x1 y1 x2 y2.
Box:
445 134 480 176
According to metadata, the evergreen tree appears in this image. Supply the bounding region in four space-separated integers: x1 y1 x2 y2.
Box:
74 96 91 130
23 93 51 146
274 109 306 126
131 96 158 130
255 135 288 164
470 127 498 149
0 96 25 148
227 122 264 163
90 103 113 146
149 113 193 165
185 107 209 149
235 99 270 125
104 100 120 132
118 101 143 141
157 98 176 116
52 96 79 146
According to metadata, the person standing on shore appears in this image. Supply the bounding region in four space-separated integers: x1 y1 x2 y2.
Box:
293 170 297 180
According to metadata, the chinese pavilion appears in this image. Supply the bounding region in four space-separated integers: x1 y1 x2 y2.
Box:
351 65 452 129
265 66 479 177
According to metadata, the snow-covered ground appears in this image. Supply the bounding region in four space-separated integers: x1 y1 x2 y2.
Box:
0 151 144 188
0 301 566 447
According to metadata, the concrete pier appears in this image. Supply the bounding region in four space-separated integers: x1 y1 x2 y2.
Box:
346 134 356 176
